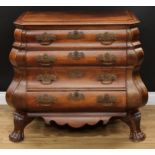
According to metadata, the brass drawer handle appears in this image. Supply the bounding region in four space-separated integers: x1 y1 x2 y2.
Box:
68 91 85 101
36 32 56 45
97 73 117 84
37 73 57 85
96 53 116 66
68 30 84 39
69 70 84 78
36 54 56 66
97 94 116 105
68 51 85 60
96 32 115 45
36 94 57 105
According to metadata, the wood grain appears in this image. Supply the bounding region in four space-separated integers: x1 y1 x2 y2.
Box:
6 11 148 142
0 105 154 149
10 48 127 67
15 11 139 26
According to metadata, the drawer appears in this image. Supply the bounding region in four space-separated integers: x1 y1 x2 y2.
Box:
26 67 126 90
25 50 126 67
24 30 127 45
26 91 126 112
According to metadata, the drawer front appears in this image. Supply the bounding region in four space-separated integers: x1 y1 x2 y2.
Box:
26 67 126 90
26 91 126 112
25 50 126 67
24 30 127 45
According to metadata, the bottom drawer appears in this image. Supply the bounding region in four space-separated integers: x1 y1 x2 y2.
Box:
26 90 126 112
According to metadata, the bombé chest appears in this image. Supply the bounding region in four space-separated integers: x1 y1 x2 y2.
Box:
7 11 148 142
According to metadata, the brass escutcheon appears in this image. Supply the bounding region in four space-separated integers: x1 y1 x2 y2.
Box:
69 70 84 78
68 51 85 60
97 73 117 84
36 53 56 66
68 30 84 39
97 94 116 105
36 32 56 45
68 91 85 101
36 94 57 105
96 32 116 45
37 73 57 85
96 52 116 65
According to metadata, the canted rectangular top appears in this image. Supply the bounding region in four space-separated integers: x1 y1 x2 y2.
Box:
15 10 140 26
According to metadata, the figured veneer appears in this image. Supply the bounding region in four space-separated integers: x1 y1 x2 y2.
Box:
26 67 126 90
6 11 148 142
10 48 127 67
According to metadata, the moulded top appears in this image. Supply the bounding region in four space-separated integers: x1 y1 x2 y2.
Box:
15 10 140 26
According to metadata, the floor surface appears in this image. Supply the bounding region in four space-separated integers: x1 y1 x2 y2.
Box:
0 105 155 148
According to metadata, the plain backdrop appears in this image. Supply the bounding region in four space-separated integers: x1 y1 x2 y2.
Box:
0 6 155 91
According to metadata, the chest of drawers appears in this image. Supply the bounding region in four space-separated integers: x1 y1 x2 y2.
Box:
6 11 148 142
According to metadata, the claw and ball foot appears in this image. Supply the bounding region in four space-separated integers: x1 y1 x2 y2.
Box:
121 109 145 142
9 112 33 142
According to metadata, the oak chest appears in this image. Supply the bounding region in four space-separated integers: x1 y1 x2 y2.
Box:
6 11 148 142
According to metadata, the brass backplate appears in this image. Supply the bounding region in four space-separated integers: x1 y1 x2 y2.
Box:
96 52 116 65
68 30 84 39
36 53 56 66
97 73 117 84
96 32 116 45
97 94 116 105
37 73 57 85
36 32 56 45
36 94 57 105
68 51 85 60
68 91 85 101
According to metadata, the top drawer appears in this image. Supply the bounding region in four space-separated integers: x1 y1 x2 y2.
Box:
14 29 128 49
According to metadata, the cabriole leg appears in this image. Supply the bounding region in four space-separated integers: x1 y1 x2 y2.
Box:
9 111 33 142
121 109 145 142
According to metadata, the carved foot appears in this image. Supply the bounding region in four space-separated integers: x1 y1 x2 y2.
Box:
9 130 24 142
9 112 33 142
129 130 145 142
121 109 145 142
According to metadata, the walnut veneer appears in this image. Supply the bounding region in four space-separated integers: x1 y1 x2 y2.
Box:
6 11 148 142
